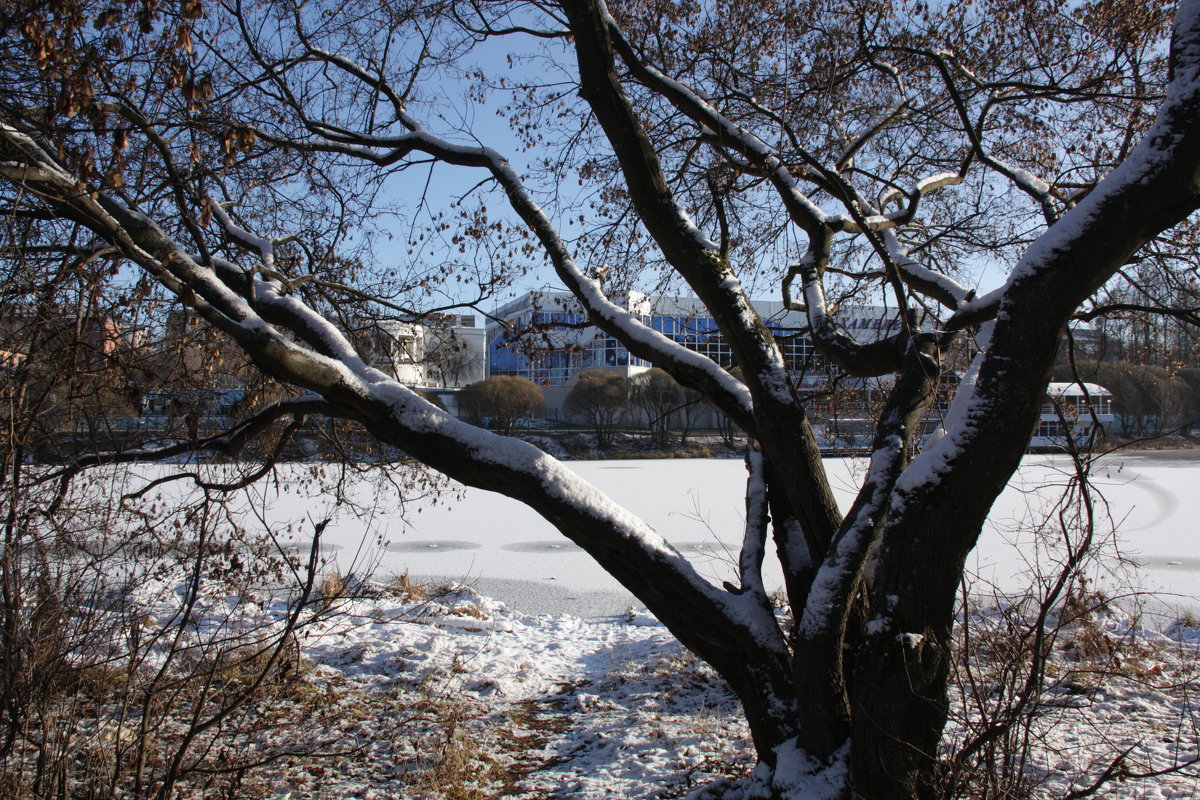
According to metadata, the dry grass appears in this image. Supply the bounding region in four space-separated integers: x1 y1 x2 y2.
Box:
385 571 462 604
319 571 349 604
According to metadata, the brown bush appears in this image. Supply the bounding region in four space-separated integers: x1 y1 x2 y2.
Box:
458 376 545 435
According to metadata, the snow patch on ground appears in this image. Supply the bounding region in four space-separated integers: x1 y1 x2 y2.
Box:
128 574 1198 799
95 451 1200 797
245 582 753 799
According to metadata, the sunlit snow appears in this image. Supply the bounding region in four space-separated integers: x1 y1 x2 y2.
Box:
234 450 1200 619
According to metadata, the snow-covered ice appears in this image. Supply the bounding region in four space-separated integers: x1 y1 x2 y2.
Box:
273 450 1200 619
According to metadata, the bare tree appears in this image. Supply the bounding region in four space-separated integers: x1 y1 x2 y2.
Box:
0 231 352 799
424 331 483 388
565 368 628 447
631 367 689 447
1179 367 1200 433
457 375 545 435
3 0 1200 797
633 367 705 448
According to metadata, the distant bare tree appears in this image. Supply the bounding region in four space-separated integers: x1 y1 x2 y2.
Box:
424 332 482 388
565 369 628 447
630 368 685 447
1179 368 1200 433
458 376 545 435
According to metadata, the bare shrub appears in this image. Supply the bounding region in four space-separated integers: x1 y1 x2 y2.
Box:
0 462 364 799
457 376 545 435
565 369 629 448
943 451 1199 800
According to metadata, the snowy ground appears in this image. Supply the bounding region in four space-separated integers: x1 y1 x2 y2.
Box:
107 450 1199 798
129 574 1194 800
133 574 1196 800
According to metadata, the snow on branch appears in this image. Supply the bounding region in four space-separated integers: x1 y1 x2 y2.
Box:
979 155 1062 225
0 125 262 335
798 435 905 639
824 208 906 234
892 322 991 503
880 230 973 311
602 15 831 237
0 125 792 651
926 51 1065 226
825 173 963 235
835 100 911 172
798 261 908 377
903 0 1200 499
877 172 963 211
302 47 426 134
969 0 1200 311
603 9 975 327
0 161 74 186
802 266 851 355
207 199 277 275
736 447 770 603
205 203 382 383
0 128 81 190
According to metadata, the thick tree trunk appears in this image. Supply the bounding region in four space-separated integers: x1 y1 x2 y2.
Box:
850 633 953 800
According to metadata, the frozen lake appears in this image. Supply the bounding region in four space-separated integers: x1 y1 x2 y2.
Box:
281 449 1200 619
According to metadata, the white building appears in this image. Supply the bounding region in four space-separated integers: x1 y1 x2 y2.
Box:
486 290 903 418
359 314 487 391
1031 382 1115 449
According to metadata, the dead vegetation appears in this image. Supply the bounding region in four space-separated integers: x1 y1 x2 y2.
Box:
942 446 1200 800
